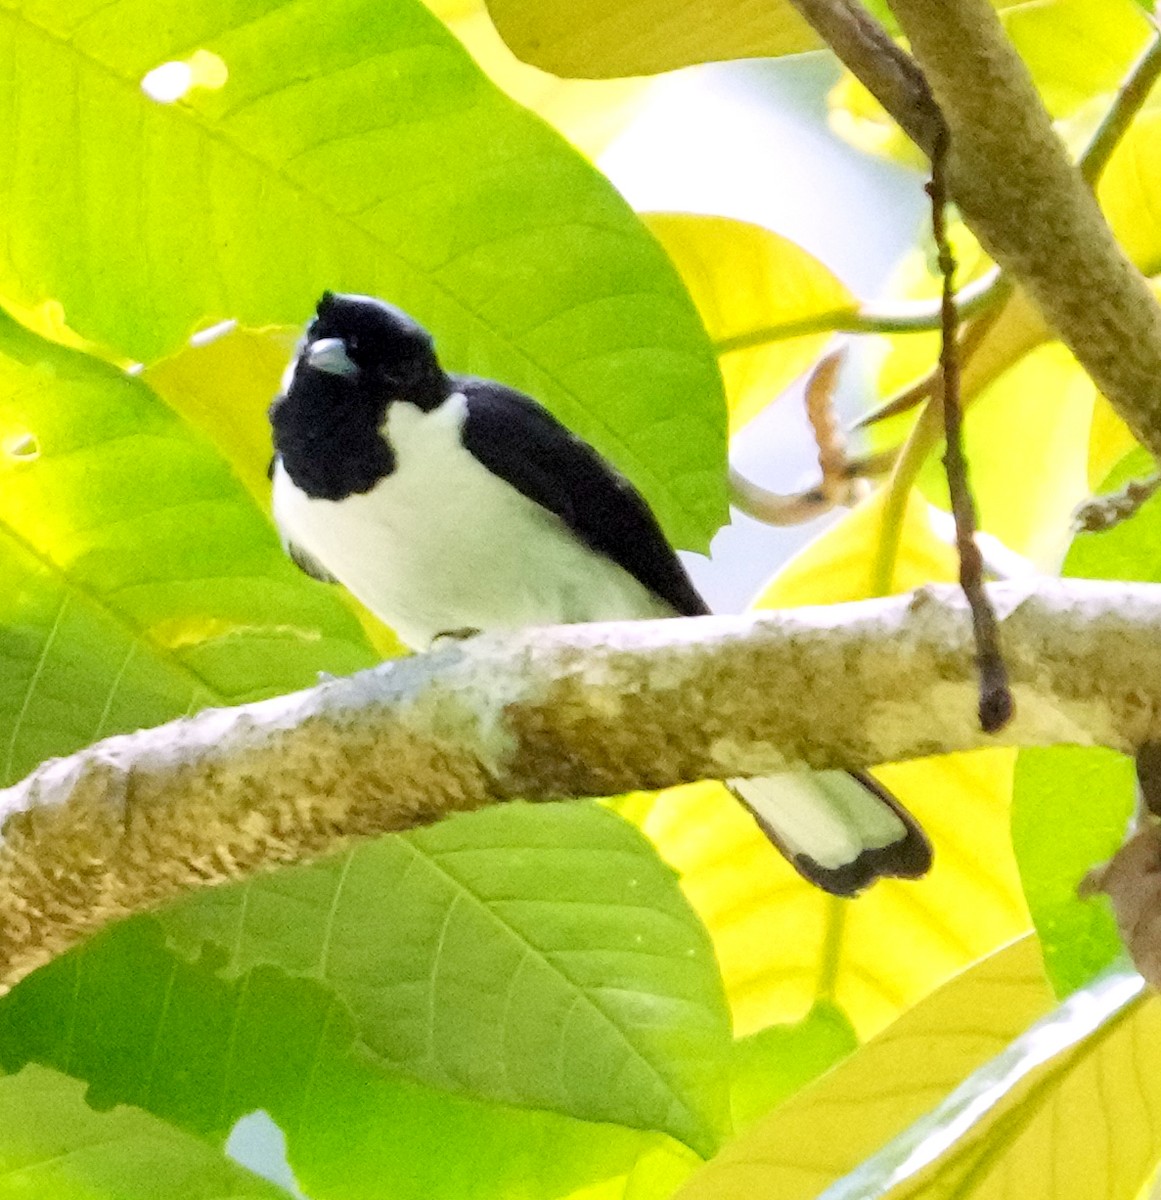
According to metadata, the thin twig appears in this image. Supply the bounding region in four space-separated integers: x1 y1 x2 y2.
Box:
784 0 945 158
729 351 869 525
1074 473 1161 533
852 26 1161 429
713 271 1007 357
804 350 856 504
1080 31 1161 187
929 132 1013 733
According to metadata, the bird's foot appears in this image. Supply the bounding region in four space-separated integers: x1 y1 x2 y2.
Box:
431 626 482 646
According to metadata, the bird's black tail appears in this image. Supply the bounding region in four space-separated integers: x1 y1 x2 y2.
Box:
727 770 932 897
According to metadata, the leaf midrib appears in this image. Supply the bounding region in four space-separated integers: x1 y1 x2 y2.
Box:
7 1 707 534
303 834 720 1152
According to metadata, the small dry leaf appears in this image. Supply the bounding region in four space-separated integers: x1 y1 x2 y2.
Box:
1082 824 1161 988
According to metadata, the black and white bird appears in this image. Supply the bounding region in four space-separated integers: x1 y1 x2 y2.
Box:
269 291 932 895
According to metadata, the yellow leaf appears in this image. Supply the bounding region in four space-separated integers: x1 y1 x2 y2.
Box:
756 486 958 606
483 0 819 80
641 751 1027 1040
1004 0 1149 118
674 938 1056 1200
144 326 293 508
827 72 927 170
1102 108 1161 276
920 344 1101 568
632 492 1028 1038
1089 397 1138 489
644 214 854 432
425 0 650 158
860 975 1154 1199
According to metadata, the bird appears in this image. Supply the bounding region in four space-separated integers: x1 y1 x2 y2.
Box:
269 291 932 895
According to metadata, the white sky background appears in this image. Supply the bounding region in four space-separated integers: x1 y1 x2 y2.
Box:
601 55 927 612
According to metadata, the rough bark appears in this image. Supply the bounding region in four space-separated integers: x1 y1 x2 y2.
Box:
2 579 1161 990
787 0 1161 460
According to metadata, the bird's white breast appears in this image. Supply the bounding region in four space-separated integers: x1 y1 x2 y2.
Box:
271 393 672 649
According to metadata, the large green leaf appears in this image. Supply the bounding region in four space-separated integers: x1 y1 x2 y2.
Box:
0 309 375 785
0 918 674 1200
0 1063 290 1199
159 802 733 1157
1009 448 1161 997
1011 748 1135 999
0 0 726 548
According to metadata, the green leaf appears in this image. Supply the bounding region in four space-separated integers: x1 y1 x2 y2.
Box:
730 1002 857 1130
159 803 733 1157
1066 446 1161 580
291 1044 679 1200
1006 448 1161 997
0 1063 290 1199
1011 748 1135 998
0 0 727 548
0 918 671 1200
0 309 375 784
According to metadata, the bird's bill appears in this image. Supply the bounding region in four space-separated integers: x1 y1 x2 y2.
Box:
306 336 358 377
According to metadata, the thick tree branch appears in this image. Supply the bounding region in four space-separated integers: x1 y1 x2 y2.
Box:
786 0 1161 458
783 0 945 156
2 579 1161 990
884 0 1161 459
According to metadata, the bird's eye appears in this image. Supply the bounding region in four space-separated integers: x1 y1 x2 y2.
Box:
346 334 359 353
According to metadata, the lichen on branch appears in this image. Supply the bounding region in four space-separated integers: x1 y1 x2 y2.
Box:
3 579 1161 991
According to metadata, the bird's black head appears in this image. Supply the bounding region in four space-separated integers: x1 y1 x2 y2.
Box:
305 292 445 402
270 293 449 499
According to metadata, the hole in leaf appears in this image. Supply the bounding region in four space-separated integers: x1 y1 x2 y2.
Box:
141 50 228 103
3 432 39 461
188 50 229 90
141 61 193 103
190 318 237 347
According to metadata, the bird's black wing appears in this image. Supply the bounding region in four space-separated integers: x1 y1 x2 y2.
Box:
457 376 710 617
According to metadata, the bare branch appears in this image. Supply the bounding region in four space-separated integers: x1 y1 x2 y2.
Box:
728 350 869 526
4 579 1161 990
